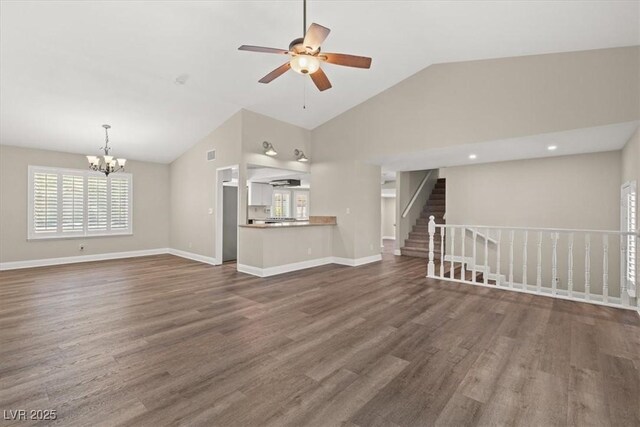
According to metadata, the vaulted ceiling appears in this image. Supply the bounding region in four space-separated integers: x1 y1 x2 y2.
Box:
1 1 639 163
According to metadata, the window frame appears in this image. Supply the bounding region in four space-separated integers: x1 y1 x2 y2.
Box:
293 190 310 220
28 165 133 240
271 189 292 218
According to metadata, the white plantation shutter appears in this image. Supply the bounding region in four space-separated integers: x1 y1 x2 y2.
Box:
110 176 130 231
32 172 58 234
62 174 84 232
87 175 108 232
28 166 132 239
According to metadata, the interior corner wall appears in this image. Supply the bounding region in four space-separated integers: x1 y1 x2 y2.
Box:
621 128 640 291
313 47 639 164
169 111 242 259
0 145 170 263
622 127 639 186
310 112 381 260
442 150 622 230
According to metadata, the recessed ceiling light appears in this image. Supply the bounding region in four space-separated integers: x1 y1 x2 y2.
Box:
547 145 558 151
468 154 477 160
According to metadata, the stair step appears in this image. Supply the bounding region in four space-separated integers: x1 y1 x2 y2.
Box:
432 188 446 194
409 231 431 240
400 247 440 259
404 239 429 249
429 194 445 200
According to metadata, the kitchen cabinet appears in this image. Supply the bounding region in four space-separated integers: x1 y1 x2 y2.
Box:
248 182 273 206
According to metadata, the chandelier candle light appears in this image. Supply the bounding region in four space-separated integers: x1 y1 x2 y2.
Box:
87 124 126 176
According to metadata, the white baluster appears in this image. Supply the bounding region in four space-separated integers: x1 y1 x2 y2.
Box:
427 215 435 277
522 231 528 288
551 232 559 296
509 230 514 288
472 228 477 284
620 235 628 307
568 233 574 298
536 231 542 293
585 234 591 300
461 227 466 281
440 226 445 279
496 230 502 287
450 227 456 279
484 228 489 285
602 234 609 303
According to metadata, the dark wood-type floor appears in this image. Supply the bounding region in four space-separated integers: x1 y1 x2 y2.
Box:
1 252 639 426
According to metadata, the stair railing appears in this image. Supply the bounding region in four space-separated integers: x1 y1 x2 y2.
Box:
426 216 639 311
401 170 433 218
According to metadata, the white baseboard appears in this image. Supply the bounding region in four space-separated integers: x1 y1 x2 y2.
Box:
381 236 396 240
0 248 170 271
1 249 381 277
167 248 219 266
238 257 334 278
393 249 402 256
332 254 382 267
238 254 382 278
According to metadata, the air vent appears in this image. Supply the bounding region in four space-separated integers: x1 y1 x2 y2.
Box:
207 150 216 161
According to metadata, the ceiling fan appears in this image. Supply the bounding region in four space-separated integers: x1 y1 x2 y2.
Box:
238 0 372 92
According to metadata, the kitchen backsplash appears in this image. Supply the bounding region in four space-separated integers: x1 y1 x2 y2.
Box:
248 206 270 220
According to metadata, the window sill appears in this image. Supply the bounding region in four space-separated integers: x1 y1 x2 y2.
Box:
27 232 133 241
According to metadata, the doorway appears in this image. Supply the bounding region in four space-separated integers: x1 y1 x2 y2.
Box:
223 185 238 262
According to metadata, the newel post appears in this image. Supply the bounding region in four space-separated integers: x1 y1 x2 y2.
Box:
427 215 436 277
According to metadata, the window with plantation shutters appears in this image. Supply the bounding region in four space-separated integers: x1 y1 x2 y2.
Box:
87 175 108 232
28 166 132 239
32 172 58 234
110 177 130 231
62 174 84 233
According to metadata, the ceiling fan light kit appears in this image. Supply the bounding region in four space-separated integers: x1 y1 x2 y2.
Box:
238 0 371 92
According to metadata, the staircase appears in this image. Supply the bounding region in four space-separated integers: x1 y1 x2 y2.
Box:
400 178 446 259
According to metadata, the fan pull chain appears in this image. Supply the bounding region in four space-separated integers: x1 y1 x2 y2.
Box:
303 79 307 110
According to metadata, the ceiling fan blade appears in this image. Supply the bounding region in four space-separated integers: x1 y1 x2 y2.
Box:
303 23 330 51
310 67 332 92
321 53 372 69
238 45 289 55
259 62 291 84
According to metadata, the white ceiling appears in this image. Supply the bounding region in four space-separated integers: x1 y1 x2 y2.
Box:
1 1 639 163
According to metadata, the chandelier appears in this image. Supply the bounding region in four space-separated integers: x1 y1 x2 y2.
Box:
86 124 126 176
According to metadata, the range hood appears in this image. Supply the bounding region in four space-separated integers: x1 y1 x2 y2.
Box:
269 179 301 187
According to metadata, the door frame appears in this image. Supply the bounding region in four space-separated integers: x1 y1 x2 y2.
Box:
215 165 239 265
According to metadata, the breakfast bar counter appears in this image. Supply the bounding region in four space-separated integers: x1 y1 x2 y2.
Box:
237 216 336 277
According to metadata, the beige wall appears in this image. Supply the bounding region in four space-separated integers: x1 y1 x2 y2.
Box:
381 197 396 239
169 111 242 258
310 47 638 264
622 128 639 186
328 47 640 163
441 151 623 293
169 109 312 261
442 151 622 230
0 145 170 263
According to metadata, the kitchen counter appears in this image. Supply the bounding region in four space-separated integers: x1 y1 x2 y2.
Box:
239 222 335 229
237 216 337 277
240 216 337 229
